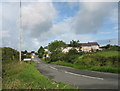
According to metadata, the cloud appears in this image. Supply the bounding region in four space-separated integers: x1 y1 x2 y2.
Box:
100 32 112 34
109 7 118 23
97 38 118 45
1 2 118 51
113 26 118 30
21 2 57 38
2 30 10 38
72 2 117 34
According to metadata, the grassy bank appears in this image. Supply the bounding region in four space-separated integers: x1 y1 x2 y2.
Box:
2 61 75 89
41 50 120 74
51 61 120 74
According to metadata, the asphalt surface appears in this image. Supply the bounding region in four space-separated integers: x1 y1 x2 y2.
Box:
33 56 119 89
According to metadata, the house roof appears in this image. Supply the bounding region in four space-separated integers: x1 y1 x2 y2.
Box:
80 42 99 46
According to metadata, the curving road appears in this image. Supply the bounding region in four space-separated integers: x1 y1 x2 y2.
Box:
33 56 119 89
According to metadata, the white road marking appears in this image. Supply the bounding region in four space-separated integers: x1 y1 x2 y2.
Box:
50 66 58 70
49 66 104 80
64 71 104 80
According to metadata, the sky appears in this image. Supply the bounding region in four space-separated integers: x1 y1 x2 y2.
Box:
1 0 119 51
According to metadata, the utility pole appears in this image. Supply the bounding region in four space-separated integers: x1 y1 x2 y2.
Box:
19 0 22 61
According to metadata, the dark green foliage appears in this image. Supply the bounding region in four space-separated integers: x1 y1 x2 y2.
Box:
1 47 19 64
101 44 120 51
38 46 44 53
38 53 43 58
21 50 31 59
75 51 120 68
47 48 79 63
22 50 27 54
48 40 66 52
31 51 35 53
49 50 65 62
69 40 81 48
38 46 45 58
64 49 79 63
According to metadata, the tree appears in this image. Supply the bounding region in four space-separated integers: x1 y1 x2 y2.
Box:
64 49 79 63
38 46 44 53
49 49 65 62
48 40 66 52
22 50 27 54
31 51 35 53
38 46 45 58
68 48 79 55
69 40 81 48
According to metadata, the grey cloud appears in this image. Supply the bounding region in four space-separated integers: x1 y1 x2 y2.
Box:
72 2 117 34
21 2 56 38
1 2 118 51
97 38 118 46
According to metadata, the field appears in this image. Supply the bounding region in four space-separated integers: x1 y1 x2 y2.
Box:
50 51 120 73
87 51 118 57
2 61 75 89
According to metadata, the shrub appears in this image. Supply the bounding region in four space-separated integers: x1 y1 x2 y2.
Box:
1 47 19 64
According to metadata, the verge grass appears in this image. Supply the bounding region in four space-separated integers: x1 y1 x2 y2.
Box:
51 61 120 74
91 51 119 58
2 61 75 89
41 51 120 74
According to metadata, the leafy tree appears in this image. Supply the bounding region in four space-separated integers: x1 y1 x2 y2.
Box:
38 46 44 53
64 49 79 63
31 51 35 53
69 40 79 47
69 40 82 52
68 48 79 55
22 50 27 54
50 50 65 62
38 46 45 58
48 40 66 52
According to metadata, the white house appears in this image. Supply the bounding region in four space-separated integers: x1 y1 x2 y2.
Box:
43 48 51 58
62 47 79 53
62 42 100 53
80 42 100 52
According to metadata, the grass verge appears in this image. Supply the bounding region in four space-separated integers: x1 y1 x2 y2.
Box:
50 61 120 74
2 61 76 89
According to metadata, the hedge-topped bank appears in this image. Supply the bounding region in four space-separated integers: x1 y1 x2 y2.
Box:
43 50 120 74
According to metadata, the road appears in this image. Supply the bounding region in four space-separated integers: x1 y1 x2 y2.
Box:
33 56 119 89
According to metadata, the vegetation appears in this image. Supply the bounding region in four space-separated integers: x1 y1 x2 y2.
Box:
2 47 19 63
49 50 120 73
75 51 119 67
48 40 66 52
100 44 120 51
38 46 45 58
2 47 75 89
42 41 120 73
51 61 120 73
3 61 75 89
69 40 81 48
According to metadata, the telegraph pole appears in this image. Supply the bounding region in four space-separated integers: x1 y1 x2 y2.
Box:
19 0 22 61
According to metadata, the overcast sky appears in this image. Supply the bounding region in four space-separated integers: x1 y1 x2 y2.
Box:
1 0 119 51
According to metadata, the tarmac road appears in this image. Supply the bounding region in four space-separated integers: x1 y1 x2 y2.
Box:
33 56 119 89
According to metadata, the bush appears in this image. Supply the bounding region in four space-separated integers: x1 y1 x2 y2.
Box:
49 50 65 62
1 47 19 64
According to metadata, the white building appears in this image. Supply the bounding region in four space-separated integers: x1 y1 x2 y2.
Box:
62 42 100 53
62 47 79 53
80 42 100 52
